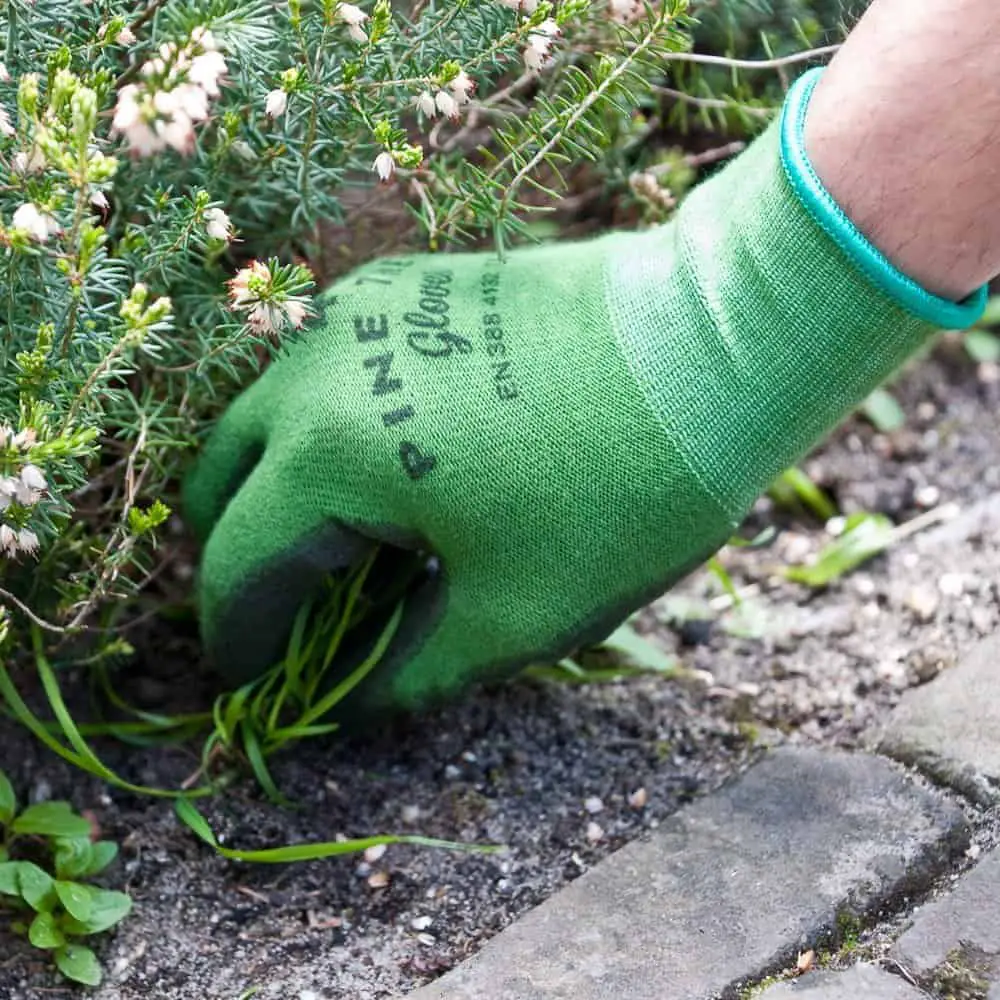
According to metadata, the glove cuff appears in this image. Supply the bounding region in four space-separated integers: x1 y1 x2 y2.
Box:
781 67 987 330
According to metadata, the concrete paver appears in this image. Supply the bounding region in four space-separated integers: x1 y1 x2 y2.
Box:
892 846 1000 991
755 964 924 998
875 633 1000 805
405 747 965 1000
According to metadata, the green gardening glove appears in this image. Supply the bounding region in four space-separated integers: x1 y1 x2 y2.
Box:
185 69 984 715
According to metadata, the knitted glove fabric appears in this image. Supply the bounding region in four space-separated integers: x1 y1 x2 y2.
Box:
185 68 985 714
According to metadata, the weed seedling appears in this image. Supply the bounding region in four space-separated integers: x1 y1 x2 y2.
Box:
0 768 130 987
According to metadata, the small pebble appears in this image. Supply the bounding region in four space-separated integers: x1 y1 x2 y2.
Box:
410 915 433 931
364 844 387 864
971 607 994 636
906 584 939 622
401 804 421 824
628 788 648 810
979 361 1000 384
367 871 390 889
938 573 965 597
585 822 604 844
825 516 846 537
913 485 941 508
299 991 321 1000
735 681 761 699
416 932 436 947
444 764 462 780
583 796 604 815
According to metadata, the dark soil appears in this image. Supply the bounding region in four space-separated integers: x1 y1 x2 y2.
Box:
1 341 998 1000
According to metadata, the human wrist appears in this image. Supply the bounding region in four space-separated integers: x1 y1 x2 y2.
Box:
803 0 1000 301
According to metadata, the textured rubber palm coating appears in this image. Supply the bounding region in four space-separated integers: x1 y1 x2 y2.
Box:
185 73 975 716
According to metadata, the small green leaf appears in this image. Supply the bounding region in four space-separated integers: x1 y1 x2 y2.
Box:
54 944 102 987
62 888 131 935
862 387 906 433
784 513 895 588
28 911 66 950
84 841 118 877
0 769 16 824
55 880 93 922
12 802 92 839
0 860 22 895
600 623 676 675
17 861 57 912
174 799 219 848
54 838 94 881
965 328 1000 364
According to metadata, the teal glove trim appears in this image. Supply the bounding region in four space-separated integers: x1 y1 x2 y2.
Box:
781 67 987 331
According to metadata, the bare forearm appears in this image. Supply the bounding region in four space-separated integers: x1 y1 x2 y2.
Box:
805 0 1000 300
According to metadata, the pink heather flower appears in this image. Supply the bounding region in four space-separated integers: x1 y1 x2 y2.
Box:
337 3 369 43
0 106 14 138
265 89 288 119
91 191 110 212
12 203 59 242
373 150 395 182
204 206 233 241
415 91 437 118
449 71 475 106
0 63 9 83
498 0 539 10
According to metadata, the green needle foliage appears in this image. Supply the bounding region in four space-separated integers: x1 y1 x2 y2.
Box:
0 768 131 987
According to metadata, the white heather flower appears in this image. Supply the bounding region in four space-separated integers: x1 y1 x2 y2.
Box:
0 63 10 83
12 146 45 175
608 0 641 23
265 89 288 119
19 464 46 494
524 19 560 72
497 0 540 10
0 524 17 557
284 299 308 329
337 3 369 43
415 91 437 118
0 478 16 511
17 528 39 555
204 206 233 241
246 301 285 336
12 202 59 242
229 261 311 337
0 107 14 138
228 260 269 308
91 191 110 213
117 25 137 45
189 49 227 98
112 30 227 158
373 150 395 182
11 428 36 449
435 90 459 120
449 70 475 106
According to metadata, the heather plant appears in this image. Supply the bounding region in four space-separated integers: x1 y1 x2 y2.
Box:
0 0 713 666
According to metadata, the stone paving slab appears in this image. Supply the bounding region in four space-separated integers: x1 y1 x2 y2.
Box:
755 964 924 998
891 845 1000 993
875 633 1000 805
405 747 966 1000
